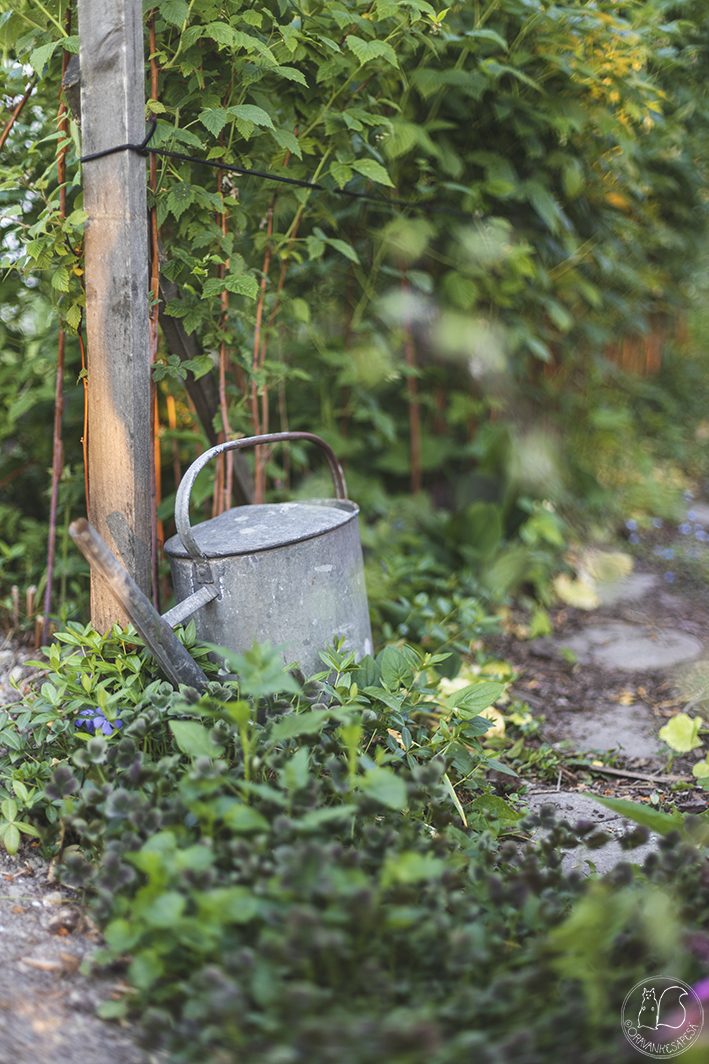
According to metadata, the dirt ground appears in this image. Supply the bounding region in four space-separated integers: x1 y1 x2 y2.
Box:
489 561 709 813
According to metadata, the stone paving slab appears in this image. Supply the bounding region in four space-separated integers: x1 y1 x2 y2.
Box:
525 791 659 875
595 571 658 607
559 622 702 671
559 703 665 760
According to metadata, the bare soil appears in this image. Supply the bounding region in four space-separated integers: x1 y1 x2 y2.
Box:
489 563 709 813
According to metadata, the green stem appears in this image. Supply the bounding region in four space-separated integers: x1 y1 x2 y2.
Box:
29 0 67 36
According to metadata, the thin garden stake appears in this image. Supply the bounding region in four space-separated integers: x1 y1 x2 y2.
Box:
0 79 35 155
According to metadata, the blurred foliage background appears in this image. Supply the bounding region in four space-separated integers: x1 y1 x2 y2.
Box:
2 0 709 631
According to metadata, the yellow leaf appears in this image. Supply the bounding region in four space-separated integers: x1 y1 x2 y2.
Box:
605 191 631 212
553 573 599 610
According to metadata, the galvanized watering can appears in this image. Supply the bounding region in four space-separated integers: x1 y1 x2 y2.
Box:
70 432 372 691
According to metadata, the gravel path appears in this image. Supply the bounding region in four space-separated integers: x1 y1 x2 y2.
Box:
0 639 149 1064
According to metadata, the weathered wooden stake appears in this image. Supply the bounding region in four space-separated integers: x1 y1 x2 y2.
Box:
78 0 151 630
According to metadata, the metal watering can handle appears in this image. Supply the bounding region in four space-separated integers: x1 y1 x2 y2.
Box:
174 431 348 563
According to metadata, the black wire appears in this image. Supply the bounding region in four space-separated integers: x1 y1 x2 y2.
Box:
79 117 470 219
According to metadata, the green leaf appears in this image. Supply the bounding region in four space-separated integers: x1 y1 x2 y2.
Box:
166 183 196 221
51 267 70 292
97 1000 128 1020
446 681 505 716
588 795 684 836
658 713 703 753
169 720 224 759
159 0 190 27
381 850 445 887
465 28 507 50
330 161 353 188
361 766 407 810
223 804 270 833
29 40 58 74
128 949 163 990
279 746 310 792
271 128 302 158
346 36 399 69
141 890 186 929
202 274 259 300
305 236 325 259
295 806 357 831
196 886 258 923
104 918 140 952
203 21 236 46
469 794 522 822
199 107 229 137
380 646 415 689
351 158 394 187
228 105 274 130
273 65 308 86
271 709 329 740
327 237 359 263
2 824 19 856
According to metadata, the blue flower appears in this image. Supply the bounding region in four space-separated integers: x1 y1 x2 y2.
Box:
685 491 695 502
680 523 692 534
629 533 640 544
625 519 638 531
697 530 708 542
76 709 123 735
653 545 664 556
653 518 663 528
664 572 675 583
688 509 698 521
662 548 675 560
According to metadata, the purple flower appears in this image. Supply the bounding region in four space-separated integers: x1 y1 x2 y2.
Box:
664 572 675 583
680 523 692 534
626 519 638 531
76 709 122 735
688 509 698 520
697 530 708 542
653 518 664 528
629 533 640 544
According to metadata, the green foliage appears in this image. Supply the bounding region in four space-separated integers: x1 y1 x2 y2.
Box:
3 0 709 621
4 629 709 1061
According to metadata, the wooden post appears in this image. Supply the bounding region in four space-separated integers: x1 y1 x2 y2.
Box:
78 0 151 629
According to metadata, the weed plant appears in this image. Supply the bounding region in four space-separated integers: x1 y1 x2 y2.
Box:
2 624 709 1062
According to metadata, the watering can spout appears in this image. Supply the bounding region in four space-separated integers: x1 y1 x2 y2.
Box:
69 518 210 691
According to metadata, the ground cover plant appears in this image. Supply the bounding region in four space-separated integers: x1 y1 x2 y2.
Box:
1 621 709 1062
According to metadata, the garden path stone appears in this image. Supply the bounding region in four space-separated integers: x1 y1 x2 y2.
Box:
594 571 658 607
525 791 659 875
557 621 702 671
559 702 664 759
